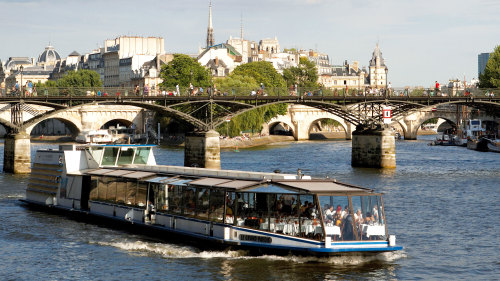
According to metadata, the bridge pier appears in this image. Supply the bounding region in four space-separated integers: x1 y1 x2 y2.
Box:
345 123 353 140
3 132 31 174
402 118 419 140
351 126 396 169
184 130 221 169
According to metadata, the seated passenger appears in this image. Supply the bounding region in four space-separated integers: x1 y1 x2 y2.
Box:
324 205 334 222
354 209 363 226
364 212 375 225
333 205 343 226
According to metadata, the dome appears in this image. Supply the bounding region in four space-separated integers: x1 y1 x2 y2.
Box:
37 45 61 65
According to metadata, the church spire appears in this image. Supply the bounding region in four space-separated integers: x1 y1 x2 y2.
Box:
206 1 214 48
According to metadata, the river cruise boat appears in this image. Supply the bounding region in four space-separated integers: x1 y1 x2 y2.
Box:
21 144 402 256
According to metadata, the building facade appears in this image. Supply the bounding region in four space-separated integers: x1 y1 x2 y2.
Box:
478 52 491 77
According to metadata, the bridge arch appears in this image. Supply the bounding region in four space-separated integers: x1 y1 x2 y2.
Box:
28 117 81 138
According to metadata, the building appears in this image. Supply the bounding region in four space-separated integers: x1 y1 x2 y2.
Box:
478 52 491 77
368 44 388 89
319 61 366 90
3 45 61 91
101 36 165 87
198 43 242 77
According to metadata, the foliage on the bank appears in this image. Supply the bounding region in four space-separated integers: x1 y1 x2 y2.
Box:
282 57 319 89
479 45 500 88
160 54 211 88
216 103 288 137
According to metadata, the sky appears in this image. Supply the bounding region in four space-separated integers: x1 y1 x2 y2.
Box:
1 0 499 87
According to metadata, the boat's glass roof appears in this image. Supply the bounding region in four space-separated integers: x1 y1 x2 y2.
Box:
84 169 373 194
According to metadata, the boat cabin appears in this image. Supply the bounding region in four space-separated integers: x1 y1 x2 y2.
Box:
83 168 388 242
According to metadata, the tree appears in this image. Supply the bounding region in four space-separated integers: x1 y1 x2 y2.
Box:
231 61 287 92
56 69 102 88
479 45 500 88
160 54 210 88
214 74 259 93
282 57 319 88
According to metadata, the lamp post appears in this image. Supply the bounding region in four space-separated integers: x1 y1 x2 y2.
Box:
384 66 388 98
19 65 24 98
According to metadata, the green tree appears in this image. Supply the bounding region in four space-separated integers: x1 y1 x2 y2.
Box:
216 103 288 137
56 69 102 88
231 61 286 92
160 54 210 88
214 74 259 93
479 45 500 88
282 57 319 88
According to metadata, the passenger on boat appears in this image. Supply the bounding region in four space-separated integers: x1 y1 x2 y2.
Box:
364 212 375 225
342 205 349 219
354 209 363 226
341 214 355 240
333 205 343 226
372 205 379 221
324 204 334 222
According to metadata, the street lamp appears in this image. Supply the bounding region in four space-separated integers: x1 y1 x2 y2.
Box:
384 66 388 98
19 65 24 98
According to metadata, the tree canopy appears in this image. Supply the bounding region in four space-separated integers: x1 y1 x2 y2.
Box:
282 57 319 88
479 45 500 88
214 74 259 93
55 69 102 88
231 61 286 90
160 54 211 88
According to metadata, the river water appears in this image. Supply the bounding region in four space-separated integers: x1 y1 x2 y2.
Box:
0 136 498 280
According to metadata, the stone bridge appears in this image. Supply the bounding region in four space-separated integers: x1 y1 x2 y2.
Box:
267 104 498 141
0 102 148 136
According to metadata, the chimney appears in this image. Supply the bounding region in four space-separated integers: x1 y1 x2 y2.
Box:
215 56 219 66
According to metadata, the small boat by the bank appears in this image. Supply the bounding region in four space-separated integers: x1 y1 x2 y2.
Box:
76 126 143 144
21 144 402 257
429 134 455 146
486 138 500 153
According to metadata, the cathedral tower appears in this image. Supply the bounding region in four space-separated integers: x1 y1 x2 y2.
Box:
206 1 214 48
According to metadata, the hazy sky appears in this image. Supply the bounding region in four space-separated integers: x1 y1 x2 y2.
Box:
1 0 498 87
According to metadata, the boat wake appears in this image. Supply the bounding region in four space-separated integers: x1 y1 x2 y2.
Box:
94 239 244 259
94 239 407 264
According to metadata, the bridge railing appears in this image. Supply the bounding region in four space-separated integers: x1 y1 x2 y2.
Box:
1 85 498 99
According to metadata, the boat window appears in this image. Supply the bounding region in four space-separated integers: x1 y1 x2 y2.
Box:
133 147 150 164
136 182 147 207
298 194 323 241
195 188 210 220
116 179 127 204
88 147 104 163
351 195 386 240
117 147 135 165
183 186 197 217
228 192 324 241
167 185 183 214
102 147 119 166
89 177 98 200
154 184 167 212
126 182 137 205
209 189 225 223
318 195 353 241
225 192 236 224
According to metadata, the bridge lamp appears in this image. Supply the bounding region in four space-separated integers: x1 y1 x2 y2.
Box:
384 66 388 97
20 65 24 97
